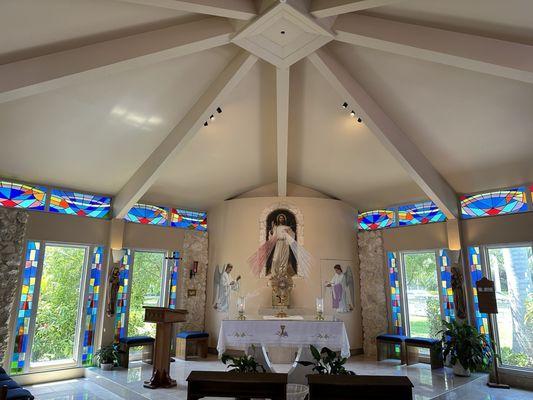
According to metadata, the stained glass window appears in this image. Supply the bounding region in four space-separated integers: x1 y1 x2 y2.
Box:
169 252 180 309
82 246 104 366
398 201 446 226
114 249 131 342
0 181 46 210
125 204 168 226
170 209 207 231
387 252 403 335
438 249 455 322
461 188 528 219
468 246 488 335
11 241 41 374
50 189 111 219
358 209 395 230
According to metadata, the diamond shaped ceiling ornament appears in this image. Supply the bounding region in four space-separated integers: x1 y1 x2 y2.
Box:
232 0 334 68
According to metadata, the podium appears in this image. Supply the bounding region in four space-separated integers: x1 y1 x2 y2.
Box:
143 306 187 389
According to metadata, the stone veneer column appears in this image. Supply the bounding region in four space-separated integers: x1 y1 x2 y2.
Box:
0 208 28 364
178 230 208 331
357 230 388 357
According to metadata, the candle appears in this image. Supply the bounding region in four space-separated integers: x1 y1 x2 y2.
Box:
237 296 245 313
316 297 324 313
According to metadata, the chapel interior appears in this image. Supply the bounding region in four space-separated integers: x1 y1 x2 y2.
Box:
1 1 533 400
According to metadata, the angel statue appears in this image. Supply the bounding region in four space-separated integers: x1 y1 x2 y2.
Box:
213 264 241 313
325 264 355 313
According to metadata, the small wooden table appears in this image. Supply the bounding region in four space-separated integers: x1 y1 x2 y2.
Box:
186 371 287 400
143 306 187 389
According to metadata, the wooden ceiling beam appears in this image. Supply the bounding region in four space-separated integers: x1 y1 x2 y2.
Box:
311 0 404 18
308 49 459 219
334 13 533 84
113 51 258 218
276 67 290 196
0 17 233 104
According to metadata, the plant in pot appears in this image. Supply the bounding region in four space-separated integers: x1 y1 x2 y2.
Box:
221 353 266 373
94 344 120 371
297 345 355 375
439 319 494 377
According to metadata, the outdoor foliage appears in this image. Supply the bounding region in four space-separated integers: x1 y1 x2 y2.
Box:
404 253 438 292
501 347 532 368
426 297 443 338
221 353 266 373
94 344 120 366
297 345 355 375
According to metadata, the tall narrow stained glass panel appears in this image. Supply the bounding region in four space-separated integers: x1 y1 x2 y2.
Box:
11 241 41 374
358 209 395 230
170 209 207 231
0 181 46 210
169 251 180 309
114 249 132 342
387 252 403 335
82 246 104 366
50 189 111 219
398 201 446 226
125 204 168 226
461 188 528 219
437 249 455 322
468 246 488 335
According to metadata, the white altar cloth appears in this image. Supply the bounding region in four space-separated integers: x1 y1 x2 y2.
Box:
217 319 351 358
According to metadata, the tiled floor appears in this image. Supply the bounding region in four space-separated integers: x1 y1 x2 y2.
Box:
24 355 532 400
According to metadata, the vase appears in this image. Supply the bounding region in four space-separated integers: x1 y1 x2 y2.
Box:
453 362 470 377
100 363 114 371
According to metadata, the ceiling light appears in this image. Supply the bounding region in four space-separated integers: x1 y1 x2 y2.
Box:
350 110 355 117
357 117 362 123
342 102 348 109
217 107 222 114
204 121 208 127
210 114 215 121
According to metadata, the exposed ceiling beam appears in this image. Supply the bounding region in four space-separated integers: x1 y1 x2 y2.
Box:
0 17 233 104
113 51 258 218
116 0 257 20
308 49 459 219
334 14 533 84
276 67 290 196
311 0 404 18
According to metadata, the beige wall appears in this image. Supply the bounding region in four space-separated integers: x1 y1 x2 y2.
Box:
206 196 361 350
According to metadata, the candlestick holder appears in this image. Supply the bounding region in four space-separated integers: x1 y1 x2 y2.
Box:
237 296 246 320
315 297 325 320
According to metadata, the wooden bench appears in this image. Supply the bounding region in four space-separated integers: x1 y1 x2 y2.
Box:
376 334 407 364
307 374 413 400
186 371 287 400
176 331 209 360
405 337 444 369
118 336 155 369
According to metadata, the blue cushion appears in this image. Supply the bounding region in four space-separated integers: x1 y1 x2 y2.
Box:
405 337 441 346
0 373 11 381
0 366 5 374
0 379 21 389
119 336 155 345
177 331 209 339
5 388 34 400
376 334 407 343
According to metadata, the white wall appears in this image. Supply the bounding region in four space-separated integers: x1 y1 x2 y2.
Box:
206 196 361 351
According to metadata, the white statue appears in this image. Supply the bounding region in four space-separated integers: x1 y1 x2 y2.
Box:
325 264 355 313
213 263 241 313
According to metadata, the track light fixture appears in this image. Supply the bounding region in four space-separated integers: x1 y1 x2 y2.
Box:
210 114 215 121
357 117 362 123
350 110 356 118
342 102 348 109
216 107 222 114
204 121 208 127
203 106 223 127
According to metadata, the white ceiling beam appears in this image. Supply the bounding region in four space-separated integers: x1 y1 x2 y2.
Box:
0 17 233 104
334 14 533 84
113 51 258 218
311 0 404 18
116 0 257 20
276 67 290 196
308 49 459 219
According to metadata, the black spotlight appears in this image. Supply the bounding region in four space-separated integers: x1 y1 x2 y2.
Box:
210 114 215 121
342 102 348 109
204 121 208 127
357 117 362 123
216 107 222 113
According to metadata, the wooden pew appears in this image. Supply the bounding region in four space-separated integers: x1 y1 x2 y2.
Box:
186 371 287 400
307 374 413 400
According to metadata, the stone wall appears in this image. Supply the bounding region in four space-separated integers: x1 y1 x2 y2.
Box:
357 230 388 357
0 208 28 364
178 230 209 331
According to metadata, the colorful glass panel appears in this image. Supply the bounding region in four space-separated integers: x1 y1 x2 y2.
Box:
0 181 46 210
398 201 446 226
11 241 41 374
49 189 111 219
170 209 207 231
358 209 395 230
82 246 104 366
438 249 455 322
125 204 168 226
114 249 131 342
168 252 180 309
387 252 403 335
468 246 488 335
461 188 528 219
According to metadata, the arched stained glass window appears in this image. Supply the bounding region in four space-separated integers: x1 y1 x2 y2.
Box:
460 188 528 219
358 209 395 230
125 204 168 225
170 208 207 231
398 201 446 226
49 189 111 219
0 181 46 210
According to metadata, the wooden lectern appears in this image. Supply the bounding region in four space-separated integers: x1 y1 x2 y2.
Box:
143 306 187 389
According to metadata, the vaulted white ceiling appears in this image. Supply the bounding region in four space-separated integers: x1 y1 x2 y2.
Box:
0 0 532 214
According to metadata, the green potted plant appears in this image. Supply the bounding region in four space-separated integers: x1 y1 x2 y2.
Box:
439 319 493 376
297 345 355 375
221 353 266 373
94 344 120 371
